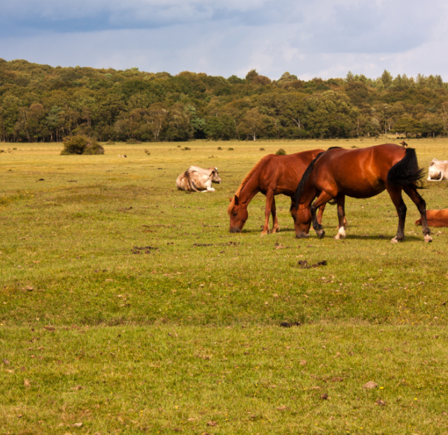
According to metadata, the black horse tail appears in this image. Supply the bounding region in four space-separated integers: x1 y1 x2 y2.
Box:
291 152 325 210
387 148 424 189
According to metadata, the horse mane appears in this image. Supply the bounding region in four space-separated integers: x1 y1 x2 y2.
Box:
291 152 325 209
227 156 268 214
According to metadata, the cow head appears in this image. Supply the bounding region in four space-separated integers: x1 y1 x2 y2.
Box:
210 167 221 184
228 195 248 233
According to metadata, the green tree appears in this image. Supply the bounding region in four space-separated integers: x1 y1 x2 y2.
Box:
237 108 274 140
303 91 357 138
204 115 236 140
164 103 194 141
381 70 393 88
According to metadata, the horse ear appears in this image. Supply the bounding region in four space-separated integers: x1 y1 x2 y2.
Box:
234 195 239 206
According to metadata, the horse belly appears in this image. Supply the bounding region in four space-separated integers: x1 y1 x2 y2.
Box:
337 178 385 199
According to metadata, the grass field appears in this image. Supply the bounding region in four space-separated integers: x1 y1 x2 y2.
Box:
1 137 448 434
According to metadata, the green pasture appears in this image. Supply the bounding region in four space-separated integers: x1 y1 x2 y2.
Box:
1 138 448 434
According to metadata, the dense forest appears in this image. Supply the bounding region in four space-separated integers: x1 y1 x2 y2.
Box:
1 58 448 142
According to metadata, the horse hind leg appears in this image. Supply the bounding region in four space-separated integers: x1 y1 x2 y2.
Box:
403 185 432 242
386 186 407 243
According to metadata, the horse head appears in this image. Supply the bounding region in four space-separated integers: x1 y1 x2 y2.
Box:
290 202 312 238
228 195 248 233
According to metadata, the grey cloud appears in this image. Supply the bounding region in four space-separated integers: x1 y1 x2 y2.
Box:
1 0 448 81
296 0 444 53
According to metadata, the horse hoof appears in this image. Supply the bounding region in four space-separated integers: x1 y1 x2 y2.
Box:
334 227 346 240
317 230 325 239
390 237 399 243
424 235 433 243
260 231 268 236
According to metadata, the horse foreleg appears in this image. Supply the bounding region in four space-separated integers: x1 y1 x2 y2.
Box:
387 186 407 243
334 195 347 240
316 204 325 225
261 190 274 235
403 185 432 243
310 191 334 239
270 196 280 234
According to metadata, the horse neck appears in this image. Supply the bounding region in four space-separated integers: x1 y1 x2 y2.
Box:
299 176 317 207
238 174 260 207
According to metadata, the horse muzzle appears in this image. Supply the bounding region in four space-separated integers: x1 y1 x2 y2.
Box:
229 227 241 233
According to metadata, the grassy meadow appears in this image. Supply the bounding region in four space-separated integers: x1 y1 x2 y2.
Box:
1 137 448 434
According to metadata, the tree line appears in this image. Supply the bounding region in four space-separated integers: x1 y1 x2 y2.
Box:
1 58 447 142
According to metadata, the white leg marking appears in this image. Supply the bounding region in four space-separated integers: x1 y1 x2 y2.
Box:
390 236 399 243
334 226 346 240
424 234 433 243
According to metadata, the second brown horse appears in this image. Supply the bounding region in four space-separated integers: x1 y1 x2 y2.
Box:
291 144 432 243
228 149 327 234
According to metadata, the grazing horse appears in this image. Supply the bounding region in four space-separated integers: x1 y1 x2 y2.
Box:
291 144 432 243
228 149 328 234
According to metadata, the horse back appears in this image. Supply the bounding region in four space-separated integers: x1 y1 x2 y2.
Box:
257 149 324 195
313 144 408 197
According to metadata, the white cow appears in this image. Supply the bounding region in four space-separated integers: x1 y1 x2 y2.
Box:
176 166 222 192
427 158 448 181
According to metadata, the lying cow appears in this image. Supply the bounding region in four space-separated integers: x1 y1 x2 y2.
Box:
176 166 221 192
427 158 448 181
415 209 448 227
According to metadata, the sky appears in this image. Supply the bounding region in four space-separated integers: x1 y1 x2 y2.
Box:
1 0 448 81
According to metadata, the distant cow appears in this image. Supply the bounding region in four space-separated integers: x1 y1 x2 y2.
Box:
427 158 448 181
415 209 448 227
176 166 221 192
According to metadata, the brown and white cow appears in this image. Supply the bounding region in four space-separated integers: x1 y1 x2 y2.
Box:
416 209 448 227
176 166 221 192
427 158 448 181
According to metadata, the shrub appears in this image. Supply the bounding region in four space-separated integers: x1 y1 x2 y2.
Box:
126 138 142 144
275 148 286 155
144 149 151 155
183 147 191 151
106 140 115 145
260 148 265 151
228 147 234 151
61 135 104 155
217 147 223 150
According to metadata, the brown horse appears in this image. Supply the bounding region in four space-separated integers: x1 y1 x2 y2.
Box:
416 209 448 227
291 144 432 243
228 149 327 234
